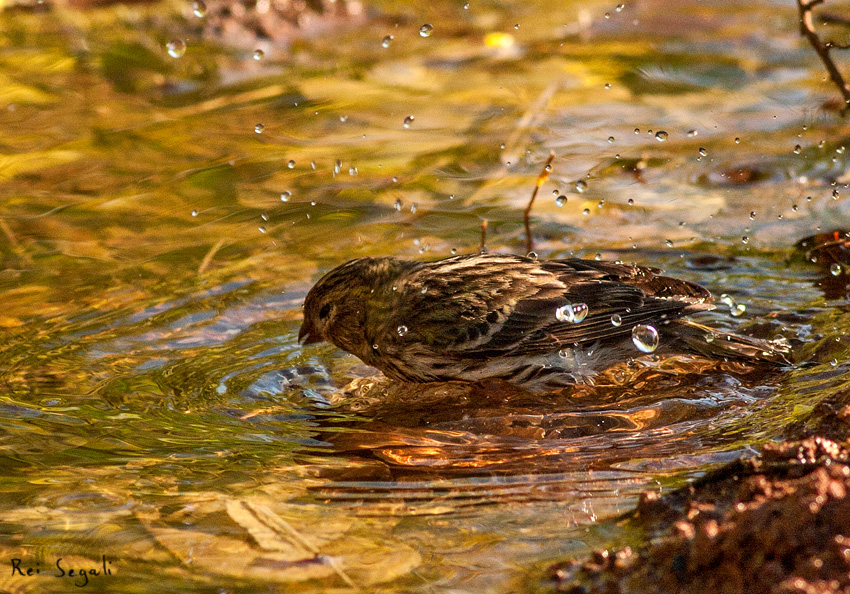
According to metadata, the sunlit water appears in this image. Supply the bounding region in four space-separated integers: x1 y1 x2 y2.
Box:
1 0 850 591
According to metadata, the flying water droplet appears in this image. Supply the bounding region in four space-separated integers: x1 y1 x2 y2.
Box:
419 24 433 37
555 195 567 207
655 130 668 142
280 191 291 202
720 294 746 317
191 209 198 217
527 251 538 260
582 208 590 216
253 49 264 61
403 115 414 128
381 35 394 48
616 3 624 11
699 147 707 157
555 303 588 324
166 39 187 58
741 236 749 244
575 180 588 193
608 136 615 143
793 144 801 154
687 129 698 137
254 123 265 134
830 263 843 276
192 0 206 17
397 325 408 337
394 199 403 211
627 198 634 206
749 211 756 220
632 324 659 353
610 314 622 327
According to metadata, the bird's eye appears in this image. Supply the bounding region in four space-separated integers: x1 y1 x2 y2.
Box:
318 304 332 320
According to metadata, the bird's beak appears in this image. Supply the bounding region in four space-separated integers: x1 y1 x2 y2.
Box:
298 322 322 345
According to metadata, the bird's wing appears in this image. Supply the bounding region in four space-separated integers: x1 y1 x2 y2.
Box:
457 259 714 357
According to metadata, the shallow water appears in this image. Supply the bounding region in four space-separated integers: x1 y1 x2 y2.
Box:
1 0 850 591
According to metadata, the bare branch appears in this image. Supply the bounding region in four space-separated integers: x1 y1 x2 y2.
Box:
524 151 556 255
479 219 488 253
797 0 850 114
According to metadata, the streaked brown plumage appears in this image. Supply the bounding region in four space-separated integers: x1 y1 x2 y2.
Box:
298 253 791 388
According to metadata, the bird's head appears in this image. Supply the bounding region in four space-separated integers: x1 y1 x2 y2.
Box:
299 257 408 357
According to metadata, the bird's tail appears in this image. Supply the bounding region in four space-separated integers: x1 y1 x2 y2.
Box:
667 320 793 365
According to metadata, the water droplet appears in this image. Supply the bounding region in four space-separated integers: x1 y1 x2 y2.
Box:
555 195 567 207
410 203 417 213
604 12 610 18
381 35 394 48
720 294 746 317
604 83 611 90
705 333 714 343
749 211 756 220
192 0 206 17
575 180 588 193
254 123 265 134
394 199 403 211
632 325 659 353
372 343 379 351
288 160 295 168
830 263 843 276
451 248 458 254
734 137 741 144
403 115 414 128
792 204 798 212
582 208 590 216
280 191 291 202
527 251 538 260
608 136 615 143
166 39 187 58
634 128 640 134
253 49 264 61
514 23 520 29
258 226 267 234
616 3 624 11
191 209 198 217
397 325 408 337
611 314 622 327
464 2 469 8
793 144 801 154
665 239 673 248
831 359 838 367
556 303 589 324
655 130 668 142
699 147 707 157
349 166 357 176
419 24 433 37
627 198 634 206
687 129 698 137
741 236 749 244
833 189 840 200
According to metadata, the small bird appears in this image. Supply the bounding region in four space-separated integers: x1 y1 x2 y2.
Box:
299 253 791 389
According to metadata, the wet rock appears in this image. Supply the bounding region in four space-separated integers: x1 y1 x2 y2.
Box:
547 389 850 594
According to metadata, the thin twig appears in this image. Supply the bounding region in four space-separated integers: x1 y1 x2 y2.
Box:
797 0 850 114
198 238 226 275
523 151 556 255
479 219 488 253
